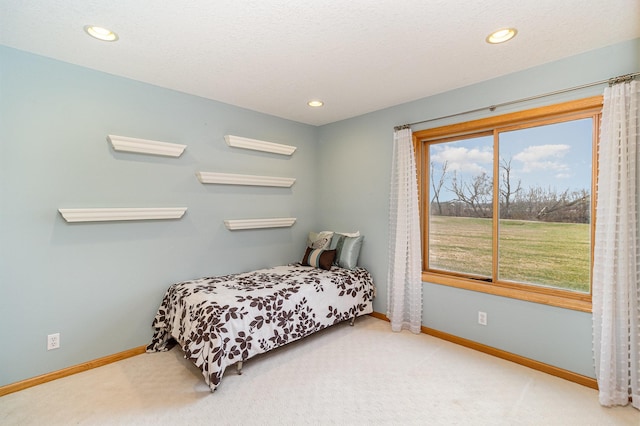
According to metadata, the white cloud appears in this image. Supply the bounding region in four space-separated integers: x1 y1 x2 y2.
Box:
513 144 571 174
431 146 492 175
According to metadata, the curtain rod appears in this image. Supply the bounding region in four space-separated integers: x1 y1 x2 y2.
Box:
394 71 639 131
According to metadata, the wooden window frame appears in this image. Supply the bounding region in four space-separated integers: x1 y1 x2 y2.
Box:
413 96 603 312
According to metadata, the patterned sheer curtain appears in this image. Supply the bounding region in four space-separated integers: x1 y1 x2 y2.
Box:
592 79 640 409
387 126 422 333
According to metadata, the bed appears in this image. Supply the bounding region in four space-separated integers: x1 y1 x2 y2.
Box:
147 235 375 391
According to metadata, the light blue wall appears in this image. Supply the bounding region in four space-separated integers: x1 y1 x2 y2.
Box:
317 38 640 378
2 38 638 387
0 46 319 386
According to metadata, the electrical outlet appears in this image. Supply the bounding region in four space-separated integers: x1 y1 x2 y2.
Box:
47 333 60 350
478 311 488 326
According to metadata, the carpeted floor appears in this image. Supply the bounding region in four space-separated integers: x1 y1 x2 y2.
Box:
0 316 637 425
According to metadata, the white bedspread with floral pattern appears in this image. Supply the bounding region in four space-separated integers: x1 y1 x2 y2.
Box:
147 263 375 391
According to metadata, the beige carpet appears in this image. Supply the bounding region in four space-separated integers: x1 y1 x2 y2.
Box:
1 316 637 425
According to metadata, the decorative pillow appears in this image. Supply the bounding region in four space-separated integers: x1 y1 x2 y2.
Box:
301 247 336 270
328 231 360 249
330 234 364 269
307 231 334 249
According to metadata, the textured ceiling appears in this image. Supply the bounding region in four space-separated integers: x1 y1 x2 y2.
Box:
1 0 639 126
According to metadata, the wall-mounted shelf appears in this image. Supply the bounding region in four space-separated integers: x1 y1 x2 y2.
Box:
107 134 187 157
58 207 188 223
224 217 296 230
224 135 296 156
196 171 296 187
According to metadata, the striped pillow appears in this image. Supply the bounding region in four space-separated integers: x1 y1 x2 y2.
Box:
301 247 336 270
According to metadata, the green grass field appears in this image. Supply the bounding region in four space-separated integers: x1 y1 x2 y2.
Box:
428 216 590 293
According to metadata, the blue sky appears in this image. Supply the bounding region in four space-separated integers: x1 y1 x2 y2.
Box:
430 118 593 201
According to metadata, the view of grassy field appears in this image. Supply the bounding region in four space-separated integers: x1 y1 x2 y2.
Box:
428 215 591 293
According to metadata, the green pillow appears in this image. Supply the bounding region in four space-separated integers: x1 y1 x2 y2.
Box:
330 234 364 269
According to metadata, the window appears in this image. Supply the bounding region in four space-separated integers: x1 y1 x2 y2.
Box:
414 97 602 311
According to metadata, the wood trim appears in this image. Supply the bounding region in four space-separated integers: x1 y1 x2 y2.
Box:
422 272 592 312
413 96 603 140
369 311 388 321
368 312 597 389
413 134 427 267
0 346 146 397
421 326 598 390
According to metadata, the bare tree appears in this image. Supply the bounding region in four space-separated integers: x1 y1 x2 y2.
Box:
499 157 522 219
430 161 448 215
449 171 493 218
437 162 590 223
512 186 590 223
535 189 590 223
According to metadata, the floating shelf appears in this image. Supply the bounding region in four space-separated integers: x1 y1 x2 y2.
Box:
58 207 188 223
107 135 186 157
196 171 296 187
224 217 296 230
224 135 296 156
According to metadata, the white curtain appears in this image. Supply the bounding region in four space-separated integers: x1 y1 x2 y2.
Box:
592 79 640 409
387 127 422 333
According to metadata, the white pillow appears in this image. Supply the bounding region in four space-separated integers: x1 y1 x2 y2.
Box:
336 231 360 238
307 231 334 250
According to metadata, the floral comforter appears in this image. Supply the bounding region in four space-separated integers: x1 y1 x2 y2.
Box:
147 263 375 391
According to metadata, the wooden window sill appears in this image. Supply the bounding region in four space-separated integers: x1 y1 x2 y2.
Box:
422 271 592 313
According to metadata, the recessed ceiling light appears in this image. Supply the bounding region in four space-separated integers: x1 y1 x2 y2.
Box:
307 100 324 107
84 25 119 42
486 28 517 44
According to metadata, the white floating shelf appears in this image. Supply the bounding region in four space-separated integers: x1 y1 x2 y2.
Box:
196 171 295 187
224 135 296 156
108 134 186 157
58 207 188 223
224 217 297 230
